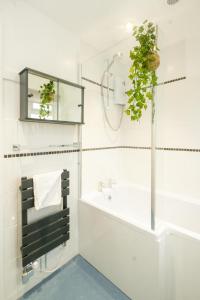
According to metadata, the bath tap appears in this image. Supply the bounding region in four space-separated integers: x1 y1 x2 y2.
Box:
98 179 116 192
98 181 106 192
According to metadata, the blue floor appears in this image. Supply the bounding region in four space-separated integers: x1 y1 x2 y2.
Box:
21 255 130 300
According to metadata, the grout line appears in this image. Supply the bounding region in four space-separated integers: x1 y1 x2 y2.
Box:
3 145 200 158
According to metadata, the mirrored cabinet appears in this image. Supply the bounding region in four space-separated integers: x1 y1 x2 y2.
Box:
19 68 84 124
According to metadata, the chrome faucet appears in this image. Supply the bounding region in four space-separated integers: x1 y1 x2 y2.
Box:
98 181 106 192
108 178 116 188
98 179 116 192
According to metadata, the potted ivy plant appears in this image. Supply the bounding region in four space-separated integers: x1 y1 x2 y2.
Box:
38 80 56 119
125 20 160 121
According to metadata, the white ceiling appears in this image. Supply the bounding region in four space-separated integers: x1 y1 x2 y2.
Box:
8 0 200 53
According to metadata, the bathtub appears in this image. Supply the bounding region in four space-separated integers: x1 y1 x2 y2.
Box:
79 184 200 300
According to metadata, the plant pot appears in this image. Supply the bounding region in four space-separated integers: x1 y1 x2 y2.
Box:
48 93 55 103
146 52 160 71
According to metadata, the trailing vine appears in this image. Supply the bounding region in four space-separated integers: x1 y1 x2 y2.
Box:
39 80 56 119
125 20 160 121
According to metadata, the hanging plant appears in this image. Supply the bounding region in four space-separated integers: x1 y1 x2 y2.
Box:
125 20 160 121
38 80 56 119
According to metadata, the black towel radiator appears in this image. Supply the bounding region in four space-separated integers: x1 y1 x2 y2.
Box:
20 169 70 270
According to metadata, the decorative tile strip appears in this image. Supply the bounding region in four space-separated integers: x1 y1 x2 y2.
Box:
120 146 151 150
82 146 120 152
82 77 114 92
157 76 186 87
82 75 186 91
156 147 200 152
4 149 80 158
3 144 200 158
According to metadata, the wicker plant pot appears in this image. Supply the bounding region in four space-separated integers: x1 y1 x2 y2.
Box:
146 52 160 71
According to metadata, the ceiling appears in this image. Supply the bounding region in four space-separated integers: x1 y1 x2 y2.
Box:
5 0 200 53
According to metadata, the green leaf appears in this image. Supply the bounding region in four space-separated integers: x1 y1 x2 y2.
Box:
146 91 153 100
126 89 134 96
139 26 144 33
38 80 55 118
131 115 137 121
128 97 134 104
126 20 159 122
136 102 143 108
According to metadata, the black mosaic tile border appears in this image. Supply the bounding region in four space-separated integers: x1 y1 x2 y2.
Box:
82 146 120 151
158 76 186 86
119 146 200 152
82 77 114 92
82 146 152 151
4 149 80 158
82 75 186 90
156 147 200 152
82 145 200 152
120 146 151 150
4 144 200 158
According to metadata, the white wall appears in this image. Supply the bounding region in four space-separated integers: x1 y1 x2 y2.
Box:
81 6 200 300
155 7 200 201
0 19 5 300
81 45 125 194
82 4 200 199
0 1 81 299
0 1 200 299
119 7 200 199
81 37 152 194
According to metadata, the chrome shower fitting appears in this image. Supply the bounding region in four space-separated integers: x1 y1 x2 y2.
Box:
100 51 124 131
167 0 179 5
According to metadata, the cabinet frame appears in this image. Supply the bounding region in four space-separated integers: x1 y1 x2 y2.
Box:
19 67 84 125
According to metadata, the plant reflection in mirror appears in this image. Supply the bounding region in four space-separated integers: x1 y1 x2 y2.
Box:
39 80 56 119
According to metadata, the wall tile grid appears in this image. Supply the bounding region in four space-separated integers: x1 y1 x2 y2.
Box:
1 2 200 300
80 10 200 300
0 1 81 299
80 9 200 204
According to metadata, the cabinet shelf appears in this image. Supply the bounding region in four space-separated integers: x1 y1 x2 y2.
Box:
19 68 84 125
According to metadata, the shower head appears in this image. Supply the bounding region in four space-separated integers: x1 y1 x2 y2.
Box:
167 0 179 5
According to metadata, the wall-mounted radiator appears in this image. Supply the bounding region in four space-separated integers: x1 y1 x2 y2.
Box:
20 169 70 269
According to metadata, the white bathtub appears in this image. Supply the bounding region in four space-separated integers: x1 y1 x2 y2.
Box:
79 184 200 300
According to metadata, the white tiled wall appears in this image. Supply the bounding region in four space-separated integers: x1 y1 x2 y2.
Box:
82 149 121 193
1 1 200 299
155 6 200 202
0 1 81 299
81 4 200 204
82 82 121 149
81 8 200 300
0 21 5 300
81 49 121 194
81 39 152 194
